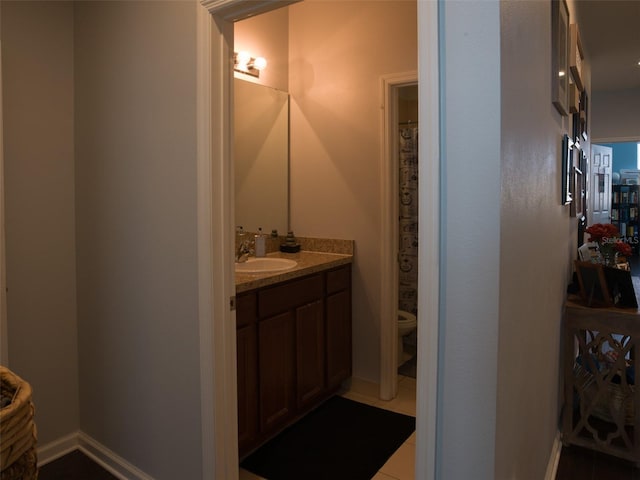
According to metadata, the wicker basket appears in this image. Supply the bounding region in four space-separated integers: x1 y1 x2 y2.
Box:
0 366 37 480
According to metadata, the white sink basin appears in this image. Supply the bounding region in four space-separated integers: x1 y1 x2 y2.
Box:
235 257 297 274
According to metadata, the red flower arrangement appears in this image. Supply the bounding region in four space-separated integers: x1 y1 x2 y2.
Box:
585 223 619 243
585 223 632 264
614 240 633 257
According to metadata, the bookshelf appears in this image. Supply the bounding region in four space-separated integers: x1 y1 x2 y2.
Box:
611 184 639 253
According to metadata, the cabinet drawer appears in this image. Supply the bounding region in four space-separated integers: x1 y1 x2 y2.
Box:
326 265 351 294
237 292 257 328
259 274 323 318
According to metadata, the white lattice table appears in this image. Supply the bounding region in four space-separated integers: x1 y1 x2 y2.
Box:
563 297 640 466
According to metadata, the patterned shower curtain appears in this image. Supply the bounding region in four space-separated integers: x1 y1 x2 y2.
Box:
398 126 419 315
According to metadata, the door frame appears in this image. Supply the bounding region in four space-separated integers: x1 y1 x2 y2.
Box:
414 1 441 476
197 2 298 478
198 1 440 478
379 72 418 401
196 3 240 478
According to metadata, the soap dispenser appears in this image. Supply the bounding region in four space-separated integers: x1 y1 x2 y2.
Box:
254 227 267 257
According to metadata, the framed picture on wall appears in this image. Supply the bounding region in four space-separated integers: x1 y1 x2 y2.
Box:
572 100 581 144
552 0 570 116
569 82 580 114
571 145 584 217
562 134 574 205
580 150 588 216
580 90 589 141
569 23 584 92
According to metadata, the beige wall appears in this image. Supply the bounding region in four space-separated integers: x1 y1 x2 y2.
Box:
591 88 640 141
2 0 79 445
496 0 580 477
4 2 203 475
289 0 417 382
73 2 202 478
234 7 288 91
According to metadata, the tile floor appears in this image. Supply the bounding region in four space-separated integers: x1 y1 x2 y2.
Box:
239 375 417 480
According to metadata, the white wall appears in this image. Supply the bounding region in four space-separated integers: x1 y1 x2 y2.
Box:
73 2 202 478
437 2 502 478
2 0 80 445
591 88 640 141
288 0 417 382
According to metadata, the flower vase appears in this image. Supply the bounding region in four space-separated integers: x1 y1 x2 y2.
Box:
600 250 617 267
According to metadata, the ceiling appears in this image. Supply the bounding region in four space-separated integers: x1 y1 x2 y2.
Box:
574 0 640 93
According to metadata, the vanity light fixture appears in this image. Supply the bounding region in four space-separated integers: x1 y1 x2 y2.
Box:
234 51 267 78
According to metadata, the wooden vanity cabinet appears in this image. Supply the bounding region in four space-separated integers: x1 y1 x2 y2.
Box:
235 291 258 454
257 310 296 432
295 298 326 410
258 273 324 432
235 263 352 458
326 265 352 390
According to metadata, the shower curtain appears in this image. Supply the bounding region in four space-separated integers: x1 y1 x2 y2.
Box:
398 125 418 315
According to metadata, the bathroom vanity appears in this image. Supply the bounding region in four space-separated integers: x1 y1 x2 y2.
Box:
235 251 352 458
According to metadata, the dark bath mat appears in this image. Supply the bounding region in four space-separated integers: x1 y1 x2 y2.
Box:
240 395 415 480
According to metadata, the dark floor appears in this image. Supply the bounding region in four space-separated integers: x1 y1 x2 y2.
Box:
38 450 118 480
556 444 640 479
38 443 640 479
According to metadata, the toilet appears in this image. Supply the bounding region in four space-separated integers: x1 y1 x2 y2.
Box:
397 310 417 366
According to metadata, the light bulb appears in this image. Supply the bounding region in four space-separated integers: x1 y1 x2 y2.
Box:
236 51 251 66
253 57 267 71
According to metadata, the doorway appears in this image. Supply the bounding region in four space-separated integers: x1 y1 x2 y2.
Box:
197 1 440 479
592 140 640 254
380 74 419 400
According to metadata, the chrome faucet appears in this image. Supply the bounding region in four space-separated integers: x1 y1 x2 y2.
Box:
236 239 253 263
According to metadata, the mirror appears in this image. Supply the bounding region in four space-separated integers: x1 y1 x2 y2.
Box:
234 78 289 235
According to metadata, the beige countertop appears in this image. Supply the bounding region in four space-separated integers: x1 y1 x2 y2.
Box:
235 250 353 293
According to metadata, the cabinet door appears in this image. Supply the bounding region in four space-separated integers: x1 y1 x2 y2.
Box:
259 311 295 433
326 289 352 389
236 323 258 455
296 300 325 410
236 292 258 456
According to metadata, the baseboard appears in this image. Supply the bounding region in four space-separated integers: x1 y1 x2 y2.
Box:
37 431 80 466
78 432 155 480
544 431 562 480
37 431 154 480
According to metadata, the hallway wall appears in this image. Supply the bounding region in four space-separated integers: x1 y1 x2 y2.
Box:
496 1 581 478
73 3 202 478
2 0 79 446
3 3 205 476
